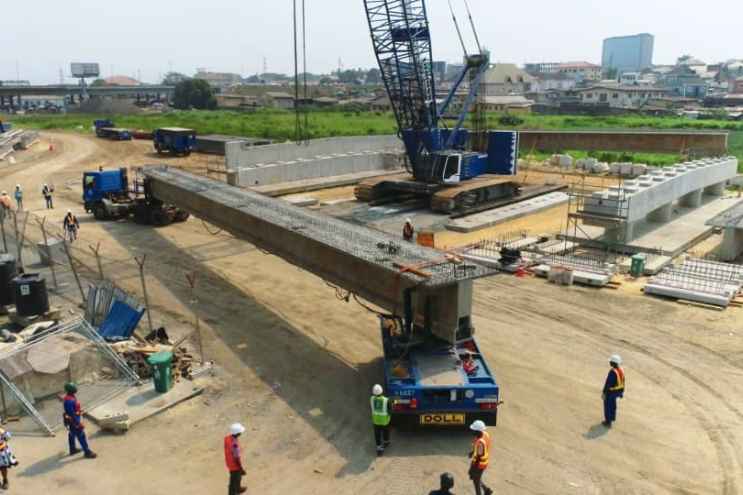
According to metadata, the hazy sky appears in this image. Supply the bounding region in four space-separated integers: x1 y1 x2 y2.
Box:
1 0 740 84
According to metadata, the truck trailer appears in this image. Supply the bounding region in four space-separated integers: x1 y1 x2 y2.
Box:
94 120 132 141
153 127 196 156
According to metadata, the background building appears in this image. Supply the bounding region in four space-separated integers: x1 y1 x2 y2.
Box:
602 33 654 73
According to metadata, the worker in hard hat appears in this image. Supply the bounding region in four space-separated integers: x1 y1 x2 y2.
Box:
42 183 54 209
402 218 415 242
428 472 455 495
370 384 391 456
602 354 625 428
224 422 247 495
13 185 22 212
468 420 493 495
63 210 80 242
0 422 18 490
62 382 97 459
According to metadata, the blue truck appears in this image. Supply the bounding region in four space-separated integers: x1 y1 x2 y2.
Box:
94 120 132 141
379 314 500 428
83 167 189 225
153 127 196 156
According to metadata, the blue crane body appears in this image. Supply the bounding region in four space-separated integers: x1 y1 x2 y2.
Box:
363 1 504 427
358 0 520 213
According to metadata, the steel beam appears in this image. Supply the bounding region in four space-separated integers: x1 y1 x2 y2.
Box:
143 167 495 342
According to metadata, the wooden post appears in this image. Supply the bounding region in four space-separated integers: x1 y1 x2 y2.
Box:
0 212 7 254
36 217 59 291
88 242 103 280
186 272 204 363
62 238 86 304
12 211 28 270
135 255 153 334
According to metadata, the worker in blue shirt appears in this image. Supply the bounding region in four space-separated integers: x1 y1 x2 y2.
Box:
602 354 625 428
63 382 97 459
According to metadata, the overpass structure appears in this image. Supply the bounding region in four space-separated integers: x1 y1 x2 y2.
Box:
143 166 494 343
0 84 175 107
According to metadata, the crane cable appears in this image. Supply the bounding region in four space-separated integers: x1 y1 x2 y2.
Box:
447 0 469 58
293 0 310 144
463 0 483 55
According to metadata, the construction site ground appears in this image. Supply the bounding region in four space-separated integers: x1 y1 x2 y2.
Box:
6 132 743 494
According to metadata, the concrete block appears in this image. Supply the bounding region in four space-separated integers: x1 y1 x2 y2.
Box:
679 189 702 208
647 203 673 223
720 227 743 261
704 182 726 196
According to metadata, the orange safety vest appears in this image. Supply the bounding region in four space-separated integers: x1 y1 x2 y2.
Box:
0 428 6 451
608 367 625 392
224 435 241 472
471 431 491 470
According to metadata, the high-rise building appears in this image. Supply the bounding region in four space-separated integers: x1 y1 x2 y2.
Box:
602 33 654 73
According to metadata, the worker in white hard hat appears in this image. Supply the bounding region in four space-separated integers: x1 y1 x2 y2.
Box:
224 423 247 495
468 420 493 495
402 218 415 242
602 354 625 428
370 384 392 456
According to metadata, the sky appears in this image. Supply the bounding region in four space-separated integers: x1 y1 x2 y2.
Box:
0 0 741 84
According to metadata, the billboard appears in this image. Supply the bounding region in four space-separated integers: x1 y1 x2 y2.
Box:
71 63 100 78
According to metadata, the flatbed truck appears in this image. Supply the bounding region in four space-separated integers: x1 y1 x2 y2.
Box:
153 127 196 156
83 167 189 225
94 120 132 141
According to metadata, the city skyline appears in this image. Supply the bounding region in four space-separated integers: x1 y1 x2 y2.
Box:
1 0 741 84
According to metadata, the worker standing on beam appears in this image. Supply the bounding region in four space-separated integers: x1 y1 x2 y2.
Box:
224 423 247 495
602 354 625 428
468 420 493 495
403 218 415 242
370 384 391 456
62 382 97 459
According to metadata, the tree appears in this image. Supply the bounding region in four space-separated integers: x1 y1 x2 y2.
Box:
163 72 189 85
91 79 107 87
173 79 217 110
604 67 618 80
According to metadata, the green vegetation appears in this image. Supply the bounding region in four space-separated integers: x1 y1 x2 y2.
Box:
10 110 743 170
173 79 217 110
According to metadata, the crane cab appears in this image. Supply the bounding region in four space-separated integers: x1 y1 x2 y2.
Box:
428 151 488 185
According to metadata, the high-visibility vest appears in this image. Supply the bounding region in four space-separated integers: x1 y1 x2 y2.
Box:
471 431 491 470
370 395 391 426
224 435 241 472
608 367 625 392
0 428 6 451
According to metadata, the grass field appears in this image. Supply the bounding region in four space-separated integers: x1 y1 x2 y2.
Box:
9 110 743 170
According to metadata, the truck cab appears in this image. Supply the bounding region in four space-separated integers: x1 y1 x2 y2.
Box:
83 168 131 218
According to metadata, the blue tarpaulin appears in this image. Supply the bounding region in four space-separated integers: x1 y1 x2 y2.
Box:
98 300 145 342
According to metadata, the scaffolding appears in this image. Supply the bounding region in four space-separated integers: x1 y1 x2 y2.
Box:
0 318 139 436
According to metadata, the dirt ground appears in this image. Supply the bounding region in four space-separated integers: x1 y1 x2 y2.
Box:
4 132 743 494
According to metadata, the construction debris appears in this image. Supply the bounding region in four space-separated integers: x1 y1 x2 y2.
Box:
111 340 195 380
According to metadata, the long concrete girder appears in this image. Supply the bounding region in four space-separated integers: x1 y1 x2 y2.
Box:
143 167 496 342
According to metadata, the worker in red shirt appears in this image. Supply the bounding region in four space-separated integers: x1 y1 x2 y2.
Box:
461 350 478 376
224 423 247 495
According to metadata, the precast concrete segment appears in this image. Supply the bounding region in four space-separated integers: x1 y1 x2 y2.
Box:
143 167 495 341
583 157 738 223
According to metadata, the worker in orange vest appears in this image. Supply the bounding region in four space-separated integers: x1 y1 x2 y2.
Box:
224 423 247 495
602 354 625 428
468 420 493 495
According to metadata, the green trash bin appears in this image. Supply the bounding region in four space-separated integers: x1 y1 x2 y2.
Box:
630 254 646 277
147 351 174 393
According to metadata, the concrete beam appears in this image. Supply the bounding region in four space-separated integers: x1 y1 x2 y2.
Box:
704 182 726 196
143 167 495 343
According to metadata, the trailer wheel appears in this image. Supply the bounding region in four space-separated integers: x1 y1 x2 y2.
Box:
150 209 172 227
93 204 108 221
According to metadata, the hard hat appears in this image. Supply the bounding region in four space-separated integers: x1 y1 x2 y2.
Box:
64 382 78 394
609 354 622 365
470 419 486 432
67 209 72 214
15 184 20 189
440 472 454 490
230 423 246 436
372 384 383 396
405 218 412 224
1 191 5 195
